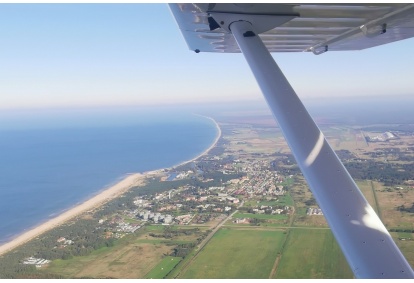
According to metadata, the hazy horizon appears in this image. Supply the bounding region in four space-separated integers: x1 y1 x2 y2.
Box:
2 94 414 133
1 4 414 110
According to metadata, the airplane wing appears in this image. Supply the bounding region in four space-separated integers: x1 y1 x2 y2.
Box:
170 3 414 54
170 3 414 279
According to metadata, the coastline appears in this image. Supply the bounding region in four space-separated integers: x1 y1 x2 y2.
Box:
165 114 222 170
0 115 221 257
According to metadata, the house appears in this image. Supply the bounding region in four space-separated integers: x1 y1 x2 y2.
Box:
57 237 66 243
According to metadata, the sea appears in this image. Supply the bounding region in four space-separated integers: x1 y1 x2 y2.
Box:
0 106 218 244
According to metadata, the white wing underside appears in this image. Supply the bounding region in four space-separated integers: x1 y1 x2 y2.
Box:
170 3 414 53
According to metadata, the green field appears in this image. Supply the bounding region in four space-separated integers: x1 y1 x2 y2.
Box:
390 231 414 268
233 213 288 220
255 201 278 206
355 180 379 215
277 193 294 206
44 234 174 279
45 246 114 278
275 229 353 278
179 228 286 278
281 177 295 187
241 193 293 212
145 256 181 279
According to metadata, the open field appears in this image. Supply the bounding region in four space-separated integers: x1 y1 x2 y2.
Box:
278 193 294 206
256 127 283 140
233 213 288 220
293 214 328 228
355 180 379 215
275 229 353 279
373 182 414 229
43 225 205 278
289 180 328 227
145 256 181 279
223 125 290 154
323 126 368 151
45 235 173 278
243 192 294 209
178 228 286 279
391 233 414 267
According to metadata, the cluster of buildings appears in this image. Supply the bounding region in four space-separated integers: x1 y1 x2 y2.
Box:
98 217 142 236
219 160 287 198
137 210 174 224
252 205 290 215
56 237 73 245
55 237 74 248
174 214 194 225
92 158 296 237
366 131 398 142
307 208 323 215
123 160 289 226
22 257 51 268
115 222 141 233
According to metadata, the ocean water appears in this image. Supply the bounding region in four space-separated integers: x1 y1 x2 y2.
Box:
0 107 218 244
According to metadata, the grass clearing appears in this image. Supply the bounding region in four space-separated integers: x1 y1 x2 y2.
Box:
374 182 414 229
145 256 181 279
45 235 174 279
295 207 307 216
256 200 286 207
145 225 166 231
395 232 414 239
277 194 294 206
390 233 414 269
275 229 352 278
355 180 378 214
293 215 328 228
233 213 288 220
179 228 286 278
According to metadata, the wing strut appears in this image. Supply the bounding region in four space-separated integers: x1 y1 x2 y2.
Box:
228 19 414 279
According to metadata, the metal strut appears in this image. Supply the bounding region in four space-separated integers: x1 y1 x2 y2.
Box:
229 19 414 279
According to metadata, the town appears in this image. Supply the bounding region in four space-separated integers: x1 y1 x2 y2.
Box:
95 157 292 238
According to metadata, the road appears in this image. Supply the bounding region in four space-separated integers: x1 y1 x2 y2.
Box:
173 201 243 278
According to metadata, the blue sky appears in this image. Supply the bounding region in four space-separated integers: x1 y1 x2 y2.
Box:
1 3 414 110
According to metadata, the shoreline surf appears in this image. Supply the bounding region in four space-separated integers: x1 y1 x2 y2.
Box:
0 115 221 256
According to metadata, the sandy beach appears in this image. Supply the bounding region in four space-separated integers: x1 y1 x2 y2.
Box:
0 172 154 256
0 116 221 257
